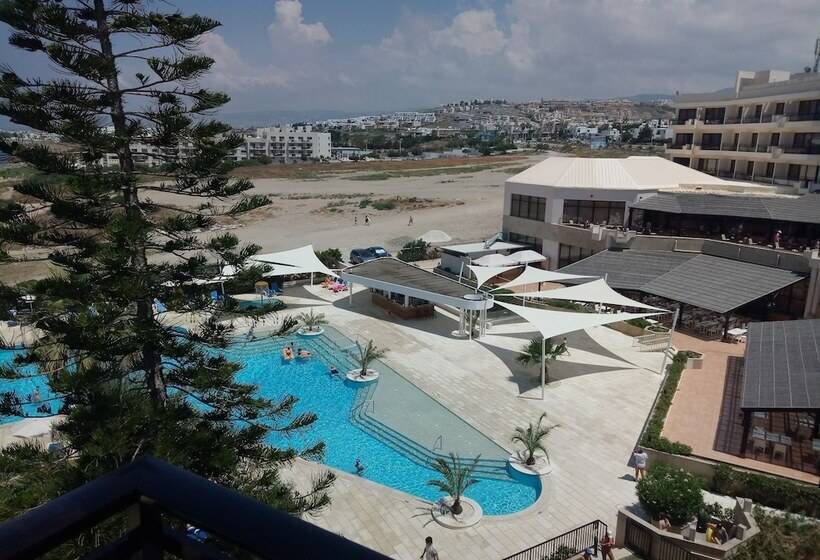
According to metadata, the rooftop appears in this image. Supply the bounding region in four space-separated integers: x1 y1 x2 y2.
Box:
741 319 820 411
675 70 820 105
632 192 820 225
558 249 805 314
506 156 767 191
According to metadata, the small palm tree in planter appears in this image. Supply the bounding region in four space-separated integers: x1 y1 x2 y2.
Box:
516 337 566 384
427 453 480 515
297 309 328 333
512 413 558 466
355 339 386 378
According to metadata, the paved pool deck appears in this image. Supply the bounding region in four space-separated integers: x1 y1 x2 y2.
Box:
262 285 665 560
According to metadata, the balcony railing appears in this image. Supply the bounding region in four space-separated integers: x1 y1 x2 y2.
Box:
697 144 722 151
720 143 738 151
0 456 391 560
702 118 725 125
502 520 608 560
668 143 692 150
783 145 820 154
786 111 820 122
755 144 770 153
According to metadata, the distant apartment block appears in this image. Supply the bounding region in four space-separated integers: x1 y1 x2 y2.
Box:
100 140 196 168
233 125 331 162
667 70 820 191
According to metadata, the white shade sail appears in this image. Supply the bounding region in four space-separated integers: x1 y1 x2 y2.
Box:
495 266 591 291
472 253 517 267
11 417 57 439
251 244 338 277
496 300 660 340
467 264 522 289
507 249 548 265
521 279 667 311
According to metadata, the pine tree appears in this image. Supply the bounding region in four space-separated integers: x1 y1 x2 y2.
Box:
0 0 333 536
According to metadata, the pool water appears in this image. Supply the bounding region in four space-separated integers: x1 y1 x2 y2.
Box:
1 332 540 515
0 349 58 420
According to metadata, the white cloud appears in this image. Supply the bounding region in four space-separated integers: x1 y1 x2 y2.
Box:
432 10 506 56
200 33 290 89
268 0 332 46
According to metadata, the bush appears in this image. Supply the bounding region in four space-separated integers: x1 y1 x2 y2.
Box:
371 199 396 210
627 318 650 329
640 352 693 455
733 508 820 560
710 466 820 518
358 198 371 208
397 239 431 262
315 248 342 269
637 463 705 525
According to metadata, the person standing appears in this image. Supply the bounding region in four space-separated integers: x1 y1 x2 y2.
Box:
354 215 358 226
408 215 413 226
632 447 648 481
600 531 615 560
365 214 371 226
420 536 439 560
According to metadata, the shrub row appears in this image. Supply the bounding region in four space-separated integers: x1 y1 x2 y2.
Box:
712 463 820 518
640 352 693 455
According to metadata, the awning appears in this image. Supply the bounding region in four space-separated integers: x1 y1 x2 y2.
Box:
640 254 805 314
495 266 591 291
251 245 338 278
467 264 522 289
507 250 548 265
496 300 660 340
472 253 516 267
519 279 667 311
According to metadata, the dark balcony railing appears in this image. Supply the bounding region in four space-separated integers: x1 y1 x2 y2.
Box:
720 144 738 151
502 520 608 560
703 118 725 125
0 456 391 560
699 144 722 150
783 145 820 154
787 111 820 122
735 144 755 152
669 143 691 150
755 145 770 153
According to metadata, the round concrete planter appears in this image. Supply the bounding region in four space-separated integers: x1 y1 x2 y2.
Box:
346 369 379 383
450 330 469 339
297 326 324 337
431 497 482 529
508 452 552 476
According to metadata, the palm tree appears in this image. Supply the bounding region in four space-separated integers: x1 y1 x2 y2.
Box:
512 413 558 466
426 453 480 515
516 337 566 384
355 339 386 377
297 309 328 332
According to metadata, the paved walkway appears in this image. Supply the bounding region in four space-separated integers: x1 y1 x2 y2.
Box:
274 286 663 559
662 332 818 484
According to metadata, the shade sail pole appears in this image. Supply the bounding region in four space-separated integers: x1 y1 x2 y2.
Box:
349 283 353 305
541 336 546 400
658 307 679 375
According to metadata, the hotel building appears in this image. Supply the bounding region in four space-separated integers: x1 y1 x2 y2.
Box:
233 125 331 162
666 70 820 190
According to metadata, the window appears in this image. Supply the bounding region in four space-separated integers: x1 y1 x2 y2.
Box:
703 107 725 124
510 194 546 221
770 133 780 147
774 102 785 115
700 133 721 149
787 164 803 181
673 133 693 147
672 157 691 166
507 232 539 250
697 159 719 173
753 104 762 118
797 99 820 116
764 163 774 178
558 244 595 268
561 200 625 226
676 108 696 122
746 161 754 176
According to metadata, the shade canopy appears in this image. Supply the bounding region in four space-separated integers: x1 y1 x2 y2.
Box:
251 244 338 278
420 230 452 244
496 300 660 340
507 250 548 265
495 266 591 291
519 279 666 311
467 264 521 289
472 253 516 267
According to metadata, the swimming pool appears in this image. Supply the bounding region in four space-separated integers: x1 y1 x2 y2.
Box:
1 330 540 515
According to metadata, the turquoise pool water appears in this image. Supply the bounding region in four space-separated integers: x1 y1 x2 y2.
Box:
0 349 58 421
1 332 540 515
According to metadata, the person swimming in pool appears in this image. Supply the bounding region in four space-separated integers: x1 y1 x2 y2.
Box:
282 345 294 360
329 366 339 375
297 348 311 359
354 458 365 475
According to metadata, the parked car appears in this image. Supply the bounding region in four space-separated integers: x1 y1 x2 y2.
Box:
349 246 391 264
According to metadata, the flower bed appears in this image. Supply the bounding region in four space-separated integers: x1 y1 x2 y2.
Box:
640 352 693 455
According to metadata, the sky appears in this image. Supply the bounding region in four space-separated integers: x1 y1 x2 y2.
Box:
1 0 819 115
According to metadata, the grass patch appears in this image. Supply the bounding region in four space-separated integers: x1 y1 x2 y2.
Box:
371 199 395 210
640 351 693 455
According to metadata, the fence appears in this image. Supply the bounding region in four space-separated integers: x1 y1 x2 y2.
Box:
502 520 607 560
623 517 698 560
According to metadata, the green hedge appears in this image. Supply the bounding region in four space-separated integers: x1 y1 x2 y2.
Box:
627 318 651 329
640 352 693 455
711 463 820 518
637 463 705 525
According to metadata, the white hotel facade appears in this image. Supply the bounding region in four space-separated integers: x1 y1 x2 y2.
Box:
233 125 331 162
666 69 820 190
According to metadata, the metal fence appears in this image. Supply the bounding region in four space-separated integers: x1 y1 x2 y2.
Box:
502 520 607 560
624 518 697 560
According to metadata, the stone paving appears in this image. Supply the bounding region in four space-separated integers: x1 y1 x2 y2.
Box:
273 286 664 559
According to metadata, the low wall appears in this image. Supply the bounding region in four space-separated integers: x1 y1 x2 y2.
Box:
644 448 719 485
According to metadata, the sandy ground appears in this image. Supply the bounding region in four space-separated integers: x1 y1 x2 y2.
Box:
0 154 548 284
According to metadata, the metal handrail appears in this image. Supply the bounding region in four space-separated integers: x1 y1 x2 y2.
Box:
502 520 608 560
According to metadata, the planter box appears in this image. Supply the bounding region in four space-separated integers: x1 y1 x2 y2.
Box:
686 352 704 369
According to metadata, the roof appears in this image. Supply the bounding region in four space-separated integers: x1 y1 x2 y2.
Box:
506 156 749 190
558 250 695 290
632 193 820 225
341 258 490 310
641 254 804 314
741 319 820 411
558 250 805 313
440 240 526 255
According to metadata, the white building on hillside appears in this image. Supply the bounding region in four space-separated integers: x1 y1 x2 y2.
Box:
234 125 331 162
